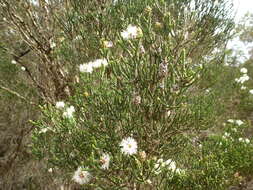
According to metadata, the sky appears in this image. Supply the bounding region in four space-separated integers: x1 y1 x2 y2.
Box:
229 0 253 62
233 0 253 23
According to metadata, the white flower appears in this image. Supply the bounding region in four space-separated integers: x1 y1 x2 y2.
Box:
91 59 108 68
245 138 250 144
21 66 26 71
100 153 110 170
74 35 82 41
11 60 17 64
39 127 51 134
72 167 92 185
50 40 56 49
239 138 250 144
240 67 248 74
249 89 253 94
121 25 142 40
120 137 138 155
235 74 249 84
113 0 118 5
214 0 219 6
79 64 93 73
80 59 108 73
227 119 234 123
164 159 177 172
241 86 246 90
48 168 53 173
231 128 237 132
154 159 164 174
56 101 65 109
63 105 75 118
154 158 181 175
235 120 243 126
223 132 230 139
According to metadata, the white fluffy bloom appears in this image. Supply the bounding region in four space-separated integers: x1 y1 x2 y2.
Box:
74 35 82 41
164 159 176 171
227 119 234 123
121 25 142 40
241 86 246 90
120 137 137 155
91 59 108 68
235 74 249 84
240 67 248 74
231 128 237 132
39 127 51 134
21 66 26 71
214 0 219 6
80 59 108 73
100 153 110 170
79 64 93 73
235 120 243 126
239 138 250 144
11 60 17 64
56 101 65 109
63 105 75 118
249 89 253 94
72 167 92 185
50 40 56 49
154 158 182 175
223 132 230 139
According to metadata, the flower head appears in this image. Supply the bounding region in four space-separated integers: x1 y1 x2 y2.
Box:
154 158 181 175
79 64 93 73
63 105 75 118
240 67 247 74
121 25 143 40
235 120 243 126
56 101 65 109
239 138 250 144
80 59 108 73
235 74 249 84
100 153 110 170
91 59 108 68
120 137 138 155
227 119 234 123
11 60 17 64
72 167 92 185
241 86 246 90
249 89 253 94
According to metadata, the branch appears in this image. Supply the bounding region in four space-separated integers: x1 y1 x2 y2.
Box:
0 85 37 105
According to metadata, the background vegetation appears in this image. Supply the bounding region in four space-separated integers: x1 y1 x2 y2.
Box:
0 0 253 189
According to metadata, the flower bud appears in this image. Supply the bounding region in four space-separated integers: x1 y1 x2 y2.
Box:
159 61 168 78
132 93 141 105
144 6 152 14
139 151 147 161
155 22 163 30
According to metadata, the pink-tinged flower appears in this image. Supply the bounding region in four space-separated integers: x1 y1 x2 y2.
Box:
100 153 110 170
72 167 92 185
